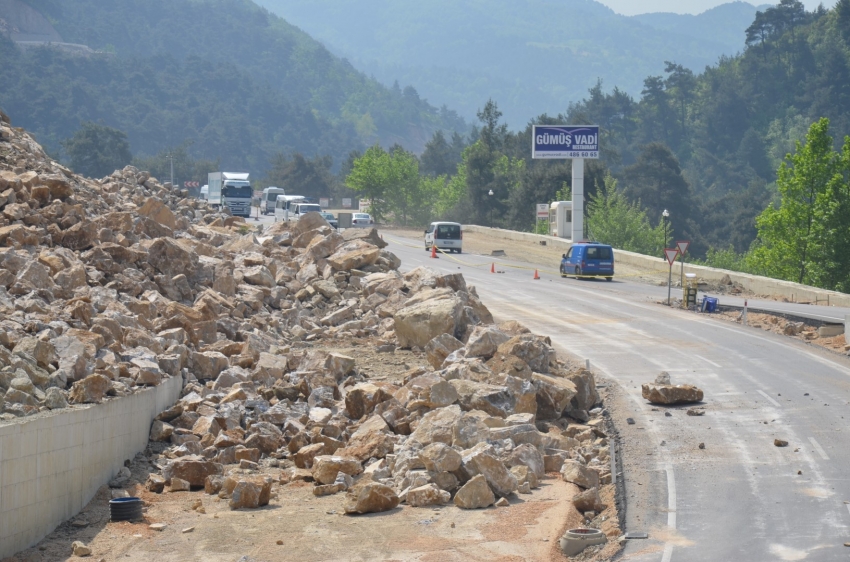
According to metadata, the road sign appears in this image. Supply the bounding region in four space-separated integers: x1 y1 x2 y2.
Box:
342 198 352 209
664 248 680 266
676 241 690 255
532 125 599 159
319 197 330 208
536 203 549 219
183 181 199 188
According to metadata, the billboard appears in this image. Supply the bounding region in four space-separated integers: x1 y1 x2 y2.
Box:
532 126 599 159
536 204 549 219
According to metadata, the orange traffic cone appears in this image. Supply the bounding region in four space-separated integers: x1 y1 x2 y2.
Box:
533 269 540 280
490 263 495 273
431 245 438 259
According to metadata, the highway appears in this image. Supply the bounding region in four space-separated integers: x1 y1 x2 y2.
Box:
381 234 850 562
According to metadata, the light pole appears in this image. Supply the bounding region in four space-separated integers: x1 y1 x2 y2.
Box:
488 189 495 227
165 154 174 188
661 209 669 255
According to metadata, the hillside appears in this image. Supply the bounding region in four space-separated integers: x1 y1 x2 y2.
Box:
256 0 761 127
0 0 466 172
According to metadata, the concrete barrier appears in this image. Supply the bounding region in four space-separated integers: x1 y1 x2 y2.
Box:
0 375 182 558
463 225 850 307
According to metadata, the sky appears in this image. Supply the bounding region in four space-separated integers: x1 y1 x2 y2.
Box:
598 0 837 16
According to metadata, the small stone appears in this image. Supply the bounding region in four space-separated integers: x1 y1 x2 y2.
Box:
182 527 195 533
495 497 509 507
698 443 705 449
774 439 789 447
71 541 92 557
797 470 802 475
149 523 167 531
626 418 635 425
687 409 705 416
277 540 284 545
664 412 672 417
71 518 89 527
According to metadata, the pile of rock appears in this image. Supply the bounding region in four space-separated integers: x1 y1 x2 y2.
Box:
145 270 611 514
0 108 399 418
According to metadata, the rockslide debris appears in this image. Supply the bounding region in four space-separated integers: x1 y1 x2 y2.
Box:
0 108 613 519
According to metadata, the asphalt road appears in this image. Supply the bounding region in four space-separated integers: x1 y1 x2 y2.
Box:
382 234 850 562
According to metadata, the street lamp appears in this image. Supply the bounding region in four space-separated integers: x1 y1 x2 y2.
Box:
488 189 495 227
165 154 174 188
661 209 670 254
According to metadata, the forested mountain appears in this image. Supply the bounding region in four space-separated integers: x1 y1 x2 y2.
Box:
351 1 850 284
0 0 466 174
257 0 762 127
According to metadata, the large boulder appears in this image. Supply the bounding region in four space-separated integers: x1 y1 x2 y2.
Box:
532 373 577 421
419 442 462 473
327 240 382 271
68 374 110 404
148 238 198 279
641 383 704 405
343 483 400 514
454 474 495 509
462 443 517 497
567 369 600 412
497 335 553 373
464 325 510 360
394 296 463 349
138 198 177 230
560 460 599 489
228 476 273 510
409 405 463 446
572 487 606 513
312 456 364 485
163 456 223 488
342 227 387 249
407 484 451 507
424 333 463 370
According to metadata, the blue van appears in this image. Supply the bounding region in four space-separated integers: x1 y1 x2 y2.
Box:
560 242 614 281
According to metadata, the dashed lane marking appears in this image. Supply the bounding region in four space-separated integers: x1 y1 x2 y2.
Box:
757 390 782 408
809 437 829 460
695 354 722 368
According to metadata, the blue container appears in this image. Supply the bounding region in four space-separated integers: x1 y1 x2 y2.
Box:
701 297 718 313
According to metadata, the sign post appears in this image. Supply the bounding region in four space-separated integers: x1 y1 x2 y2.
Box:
532 126 599 243
664 248 680 306
536 203 548 234
677 240 690 289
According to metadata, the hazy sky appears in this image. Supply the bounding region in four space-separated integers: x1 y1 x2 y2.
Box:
598 0 837 16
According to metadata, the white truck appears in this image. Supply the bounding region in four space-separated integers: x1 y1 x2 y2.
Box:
207 172 252 217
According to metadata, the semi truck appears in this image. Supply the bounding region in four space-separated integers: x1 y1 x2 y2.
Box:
207 172 252 217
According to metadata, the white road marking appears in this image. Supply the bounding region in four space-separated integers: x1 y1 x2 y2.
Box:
695 354 722 368
661 464 676 562
847 503 850 517
757 390 782 408
809 437 829 460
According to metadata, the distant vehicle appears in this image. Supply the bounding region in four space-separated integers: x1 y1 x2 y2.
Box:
560 242 614 281
320 211 338 229
207 172 252 217
424 221 462 253
261 187 285 215
352 213 374 228
200 185 208 200
287 202 324 223
273 195 305 222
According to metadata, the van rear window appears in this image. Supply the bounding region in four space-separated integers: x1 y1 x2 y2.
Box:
436 225 461 239
586 246 613 260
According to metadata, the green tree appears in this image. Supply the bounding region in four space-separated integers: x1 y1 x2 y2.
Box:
61 122 132 179
345 145 422 225
132 142 218 189
750 118 837 285
265 153 338 199
587 173 665 255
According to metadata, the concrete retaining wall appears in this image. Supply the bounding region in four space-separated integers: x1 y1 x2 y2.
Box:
463 225 850 308
0 375 182 558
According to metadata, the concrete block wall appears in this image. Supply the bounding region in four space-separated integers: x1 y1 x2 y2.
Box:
0 375 182 558
463 225 850 308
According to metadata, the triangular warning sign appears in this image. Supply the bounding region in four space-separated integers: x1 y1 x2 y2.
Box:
677 241 690 255
665 248 680 265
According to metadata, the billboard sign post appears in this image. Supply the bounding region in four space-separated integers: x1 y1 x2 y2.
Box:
536 204 549 220
532 126 599 244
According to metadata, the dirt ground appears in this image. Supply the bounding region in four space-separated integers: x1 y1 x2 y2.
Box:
8 340 624 562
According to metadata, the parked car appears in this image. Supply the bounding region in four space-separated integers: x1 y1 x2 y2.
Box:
560 242 614 280
320 211 338 229
424 221 462 253
352 213 374 228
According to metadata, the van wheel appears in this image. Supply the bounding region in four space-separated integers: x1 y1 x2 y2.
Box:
605 277 613 282
560 265 566 278
575 266 582 278
456 249 461 254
